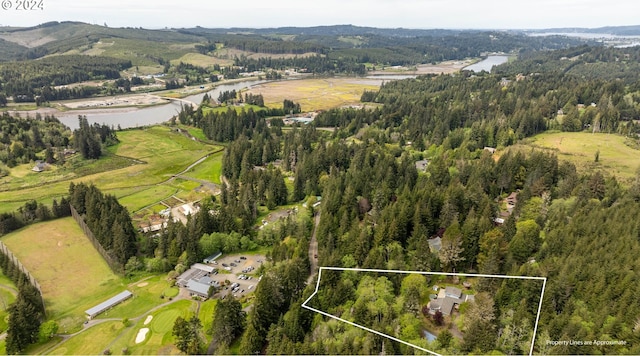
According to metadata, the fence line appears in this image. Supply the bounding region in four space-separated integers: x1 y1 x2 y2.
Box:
0 241 46 316
70 205 124 274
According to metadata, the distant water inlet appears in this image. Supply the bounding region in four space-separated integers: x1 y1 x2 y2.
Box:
463 55 509 73
58 79 267 130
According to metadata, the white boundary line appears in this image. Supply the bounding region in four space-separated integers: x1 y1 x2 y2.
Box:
301 267 547 356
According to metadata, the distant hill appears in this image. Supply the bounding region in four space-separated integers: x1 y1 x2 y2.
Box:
179 24 469 37
527 25 640 36
0 21 206 62
0 38 28 61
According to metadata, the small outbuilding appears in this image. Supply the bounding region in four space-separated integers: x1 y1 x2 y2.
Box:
85 290 133 319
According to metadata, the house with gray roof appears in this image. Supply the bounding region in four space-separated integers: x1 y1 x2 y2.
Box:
427 285 473 316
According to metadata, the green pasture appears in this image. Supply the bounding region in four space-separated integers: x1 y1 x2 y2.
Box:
119 185 178 213
181 152 224 184
203 104 266 115
516 131 640 184
90 38 199 66
1 218 122 330
0 125 217 214
170 53 232 68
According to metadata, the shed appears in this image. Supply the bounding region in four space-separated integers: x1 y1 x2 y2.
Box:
85 290 133 319
203 252 222 264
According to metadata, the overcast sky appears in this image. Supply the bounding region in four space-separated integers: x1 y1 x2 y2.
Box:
2 0 639 30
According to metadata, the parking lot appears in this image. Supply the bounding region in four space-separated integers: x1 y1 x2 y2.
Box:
208 254 265 298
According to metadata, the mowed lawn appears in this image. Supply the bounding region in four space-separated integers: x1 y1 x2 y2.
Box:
1 218 123 323
108 299 196 355
245 78 379 112
519 131 640 183
181 151 224 185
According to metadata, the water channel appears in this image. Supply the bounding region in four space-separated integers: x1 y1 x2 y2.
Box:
57 79 267 130
463 55 509 73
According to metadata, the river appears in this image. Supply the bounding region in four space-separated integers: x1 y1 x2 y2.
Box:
57 79 267 130
463 55 509 73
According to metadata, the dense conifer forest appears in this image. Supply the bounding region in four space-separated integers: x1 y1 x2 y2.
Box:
3 21 640 353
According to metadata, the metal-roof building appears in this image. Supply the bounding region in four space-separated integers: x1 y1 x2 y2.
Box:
85 290 133 319
186 279 211 299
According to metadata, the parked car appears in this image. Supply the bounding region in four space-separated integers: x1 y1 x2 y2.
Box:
222 263 228 267
230 262 237 267
240 256 247 260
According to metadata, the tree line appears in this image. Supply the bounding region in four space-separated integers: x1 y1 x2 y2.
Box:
0 113 71 169
69 182 137 266
0 198 71 236
73 116 119 160
0 55 131 101
0 248 45 354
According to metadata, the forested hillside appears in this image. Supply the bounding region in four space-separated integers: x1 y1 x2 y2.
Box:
188 45 640 354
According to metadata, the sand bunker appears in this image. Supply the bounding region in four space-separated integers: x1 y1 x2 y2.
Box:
135 328 149 344
144 315 153 325
137 282 149 287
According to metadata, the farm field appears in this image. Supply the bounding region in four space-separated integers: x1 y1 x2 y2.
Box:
244 78 380 112
170 52 233 67
1 218 122 330
180 151 224 185
0 126 221 215
515 131 640 184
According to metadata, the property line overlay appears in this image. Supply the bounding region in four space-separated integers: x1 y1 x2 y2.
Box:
302 267 547 356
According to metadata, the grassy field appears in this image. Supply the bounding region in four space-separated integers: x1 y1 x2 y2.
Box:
515 131 640 184
87 38 199 66
0 287 16 333
203 104 266 115
181 152 224 185
170 53 233 67
0 126 221 215
108 299 196 355
245 78 379 112
48 321 127 355
1 218 122 329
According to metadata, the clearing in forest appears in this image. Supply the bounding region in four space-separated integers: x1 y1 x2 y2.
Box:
244 78 380 112
303 267 545 356
516 131 640 184
1 218 122 323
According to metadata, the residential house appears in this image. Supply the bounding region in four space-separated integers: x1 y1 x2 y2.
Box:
32 161 47 172
427 285 474 316
483 147 496 154
415 160 429 172
428 237 442 253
